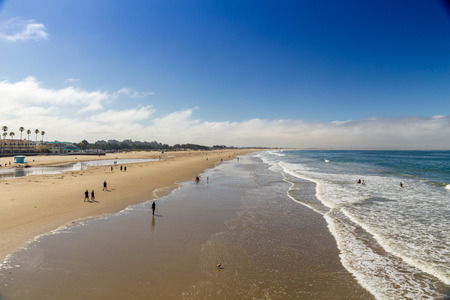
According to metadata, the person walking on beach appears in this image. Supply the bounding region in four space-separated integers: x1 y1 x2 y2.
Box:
84 190 89 202
151 201 156 215
103 180 107 191
91 190 95 202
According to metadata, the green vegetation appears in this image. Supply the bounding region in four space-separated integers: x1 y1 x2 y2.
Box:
77 139 239 152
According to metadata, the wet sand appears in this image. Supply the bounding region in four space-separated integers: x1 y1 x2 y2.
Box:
0 149 254 263
0 154 373 299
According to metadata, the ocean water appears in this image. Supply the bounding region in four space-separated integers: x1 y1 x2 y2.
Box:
258 150 450 299
0 151 448 299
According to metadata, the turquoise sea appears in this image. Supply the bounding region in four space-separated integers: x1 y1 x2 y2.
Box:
258 150 450 299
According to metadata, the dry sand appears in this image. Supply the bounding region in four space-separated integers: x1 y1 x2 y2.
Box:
0 149 255 262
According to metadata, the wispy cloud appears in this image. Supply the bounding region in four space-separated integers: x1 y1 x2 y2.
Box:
0 17 49 42
114 88 155 98
64 78 80 84
91 106 155 123
0 77 448 149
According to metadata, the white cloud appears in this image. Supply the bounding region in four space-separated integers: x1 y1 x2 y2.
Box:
144 113 450 150
0 76 108 113
91 106 155 123
64 78 80 84
0 77 448 149
114 88 155 98
331 120 352 125
0 17 49 42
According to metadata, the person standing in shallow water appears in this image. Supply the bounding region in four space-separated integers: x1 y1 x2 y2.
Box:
152 201 156 215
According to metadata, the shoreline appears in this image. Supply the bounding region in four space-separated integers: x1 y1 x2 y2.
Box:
0 149 257 262
0 152 374 299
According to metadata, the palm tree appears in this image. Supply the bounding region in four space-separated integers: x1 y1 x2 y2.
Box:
41 131 46 153
1 132 6 152
2 126 7 140
1 127 6 153
26 129 31 153
35 129 39 152
19 127 24 140
9 132 15 153
1 126 6 153
19 127 24 153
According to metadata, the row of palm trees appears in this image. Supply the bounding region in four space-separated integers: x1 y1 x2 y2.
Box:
2 126 46 153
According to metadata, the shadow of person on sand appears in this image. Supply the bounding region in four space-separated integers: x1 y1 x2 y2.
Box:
151 214 163 230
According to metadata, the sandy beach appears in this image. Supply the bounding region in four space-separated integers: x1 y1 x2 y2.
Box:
0 152 374 299
0 149 254 263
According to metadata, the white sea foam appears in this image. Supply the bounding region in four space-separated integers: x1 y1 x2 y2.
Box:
325 213 442 300
259 150 450 299
342 208 450 286
267 150 285 157
280 172 326 216
312 169 450 285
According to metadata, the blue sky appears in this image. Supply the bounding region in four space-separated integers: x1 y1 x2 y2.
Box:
0 0 449 149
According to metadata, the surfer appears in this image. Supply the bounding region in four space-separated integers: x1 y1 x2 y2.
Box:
400 182 403 188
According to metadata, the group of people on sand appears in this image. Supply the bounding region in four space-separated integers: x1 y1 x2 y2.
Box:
110 165 127 172
84 180 108 202
84 189 96 202
83 179 158 215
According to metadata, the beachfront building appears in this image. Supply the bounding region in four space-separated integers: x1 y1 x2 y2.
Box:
36 141 81 154
0 139 35 154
